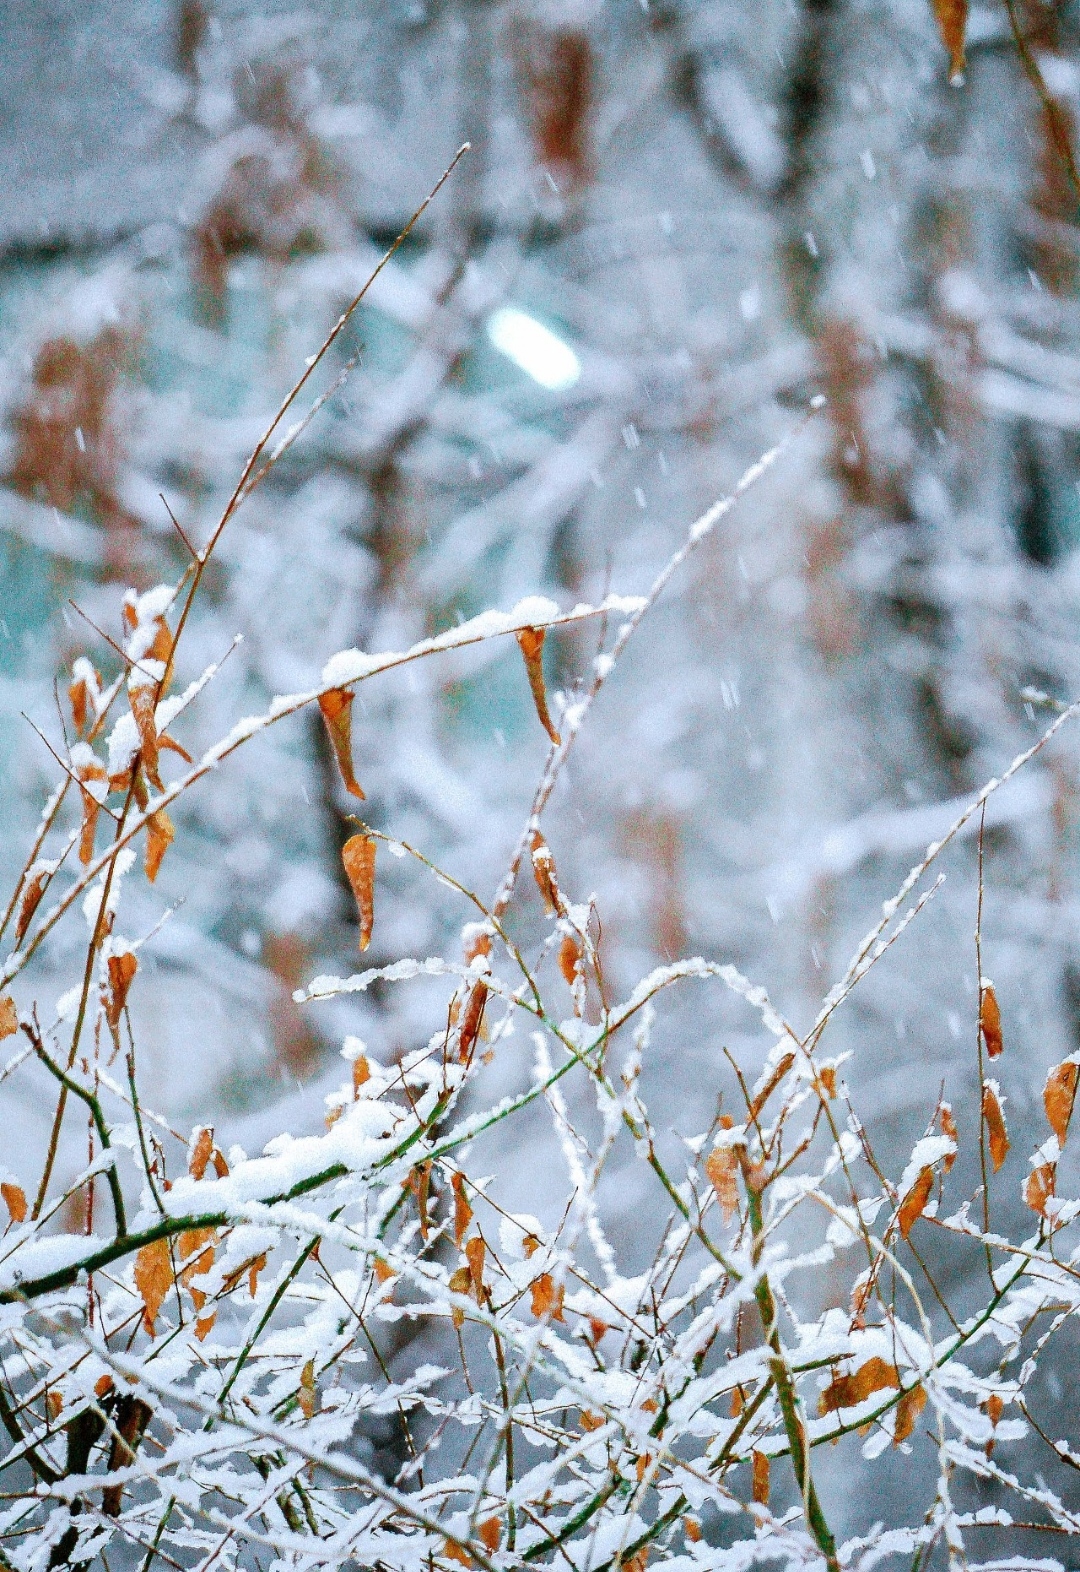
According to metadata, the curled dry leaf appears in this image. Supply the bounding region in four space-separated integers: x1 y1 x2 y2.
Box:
443 1540 473 1569
748 1055 796 1128
451 1171 472 1249
530 1272 565 1321
342 833 376 950
478 1519 502 1554
458 979 489 1064
1 1183 26 1225
448 1265 474 1328
105 951 137 1030
410 1162 432 1240
530 830 561 912
1025 1162 1056 1218
932 0 968 83
820 1356 901 1414
352 1054 370 1097
103 1395 153 1516
15 868 49 946
559 931 583 987
898 1166 934 1239
894 1384 927 1445
751 1449 770 1506
299 1357 316 1420
0 997 16 1041
128 680 163 791
940 1103 958 1173
179 1227 216 1311
579 1410 604 1432
684 1518 703 1544
980 980 1003 1059
318 688 365 799
982 1081 1010 1172
465 1234 487 1298
517 626 561 745
705 1124 740 1222
145 808 174 883
1044 1060 1079 1147
134 1237 174 1335
189 1126 214 1181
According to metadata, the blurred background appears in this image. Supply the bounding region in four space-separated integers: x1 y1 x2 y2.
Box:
4 0 1080 1483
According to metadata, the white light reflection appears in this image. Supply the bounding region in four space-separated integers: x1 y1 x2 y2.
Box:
486 306 581 391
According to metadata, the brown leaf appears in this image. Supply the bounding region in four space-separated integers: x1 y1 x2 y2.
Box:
128 682 162 791
298 1357 316 1420
820 1356 901 1414
178 1227 215 1290
373 1257 395 1285
559 932 583 988
985 1392 1004 1427
817 1065 837 1099
705 1140 740 1222
105 951 137 1030
103 1395 153 1516
530 1272 565 1321
530 831 561 912
0 998 16 1041
894 1384 927 1445
443 1540 473 1568
45 1390 62 1423
684 1518 703 1544
452 1172 472 1249
410 1162 432 1240
189 1127 214 1181
1044 1060 1079 1147
1 1183 26 1225
158 733 192 764
247 1253 267 1298
352 1054 370 1098
458 980 489 1064
982 1082 1010 1172
318 688 365 799
342 833 376 950
70 672 91 735
588 1317 608 1344
145 808 174 883
931 0 968 83
579 1410 605 1432
980 981 1003 1059
448 1265 473 1328
478 1518 502 1554
517 626 561 744
465 1234 486 1299
211 1147 229 1179
78 790 101 866
15 869 49 946
134 1237 174 1335
751 1449 770 1505
940 1104 958 1173
195 1313 216 1341
898 1167 934 1239
1025 1162 1056 1217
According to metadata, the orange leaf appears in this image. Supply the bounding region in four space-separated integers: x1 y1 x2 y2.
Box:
530 1272 565 1321
134 1237 174 1335
530 831 561 913
458 979 489 1064
189 1127 214 1181
352 1054 370 1098
373 1257 395 1285
478 1518 502 1554
1025 1162 1056 1217
980 981 1003 1059
588 1317 608 1344
70 674 90 735
211 1147 229 1178
985 1392 1004 1427
579 1410 605 1432
820 1356 900 1414
465 1234 486 1299
299 1357 316 1420
195 1313 216 1342
409 1162 432 1240
15 868 49 945
247 1253 267 1298
684 1518 703 1544
982 1081 1010 1172
1044 1060 1079 1147
940 1104 958 1173
894 1384 927 1445
443 1540 472 1568
318 689 365 799
898 1167 934 1239
448 1265 473 1327
105 951 137 1030
817 1065 837 1099
559 932 583 987
145 809 174 883
931 0 968 83
1 1183 26 1225
517 626 561 745
78 790 101 866
0 997 16 1041
748 1055 796 1123
342 834 376 950
751 1448 770 1505
705 1141 739 1222
128 682 162 791
179 1227 216 1290
452 1172 473 1249
46 1390 62 1422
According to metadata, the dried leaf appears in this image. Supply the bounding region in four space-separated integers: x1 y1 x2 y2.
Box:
195 1313 216 1341
352 1054 370 1098
588 1317 608 1343
985 1392 1004 1427
705 1141 739 1222
443 1540 472 1568
1025 1162 1056 1217
559 932 583 987
751 1449 770 1505
820 1356 901 1414
530 1272 566 1321
981 1081 1010 1172
684 1518 703 1544
894 1384 927 1445
103 1395 153 1516
448 1265 473 1327
15 868 49 945
410 1162 432 1240
299 1357 316 1420
579 1410 604 1432
898 1166 934 1239
318 688 365 799
465 1234 487 1300
189 1127 214 1181
78 789 101 866
980 980 1003 1059
145 808 174 883
530 831 560 912
128 682 162 791
458 979 489 1064
134 1237 174 1335
517 626 561 744
211 1147 229 1178
179 1227 215 1288
817 1065 837 1099
373 1257 395 1285
478 1518 502 1554
70 676 89 735
105 951 137 1030
931 0 968 83
0 997 16 1041
342 833 376 950
940 1104 958 1173
1 1183 26 1225
247 1253 267 1298
45 1390 62 1423
635 1452 652 1482
452 1171 473 1249
1044 1060 1079 1146
748 1050 794 1118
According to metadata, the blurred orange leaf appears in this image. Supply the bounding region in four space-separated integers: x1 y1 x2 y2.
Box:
894 1384 927 1444
342 834 376 950
105 951 137 1030
459 980 488 1064
517 626 561 745
898 1167 934 1239
145 809 174 883
1 1183 26 1225
931 0 967 82
982 1082 1010 1172
940 1104 958 1172
299 1357 316 1420
478 1518 502 1554
1044 1060 1079 1146
705 1137 739 1222
751 1448 770 1505
980 981 1003 1059
189 1127 214 1180
559 932 583 987
451 1172 472 1249
530 831 560 912
465 1234 486 1298
0 998 16 1041
820 1356 900 1414
319 688 365 799
134 1237 174 1335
